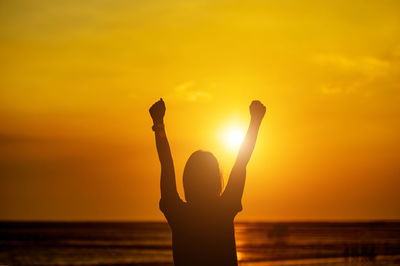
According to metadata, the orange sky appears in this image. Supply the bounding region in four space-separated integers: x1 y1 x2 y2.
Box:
0 0 399 221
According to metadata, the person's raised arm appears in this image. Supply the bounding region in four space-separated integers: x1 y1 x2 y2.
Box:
149 98 179 201
223 100 266 201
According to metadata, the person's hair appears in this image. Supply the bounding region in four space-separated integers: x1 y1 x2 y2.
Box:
183 150 223 203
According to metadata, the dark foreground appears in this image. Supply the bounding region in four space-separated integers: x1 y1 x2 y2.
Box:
1 221 400 265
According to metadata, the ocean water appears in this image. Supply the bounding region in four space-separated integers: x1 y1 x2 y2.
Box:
1 222 400 265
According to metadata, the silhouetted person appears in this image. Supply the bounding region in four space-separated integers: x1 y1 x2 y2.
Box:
149 98 266 265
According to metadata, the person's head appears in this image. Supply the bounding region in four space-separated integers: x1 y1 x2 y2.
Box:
183 150 223 203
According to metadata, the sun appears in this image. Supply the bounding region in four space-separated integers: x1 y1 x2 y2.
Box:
226 129 244 148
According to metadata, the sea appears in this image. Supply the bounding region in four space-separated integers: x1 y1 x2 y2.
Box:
1 221 400 265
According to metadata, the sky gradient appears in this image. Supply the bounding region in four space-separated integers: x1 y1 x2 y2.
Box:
1 0 400 221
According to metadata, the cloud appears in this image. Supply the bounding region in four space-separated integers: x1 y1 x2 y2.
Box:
169 81 212 102
314 54 390 76
314 51 399 96
320 85 345 95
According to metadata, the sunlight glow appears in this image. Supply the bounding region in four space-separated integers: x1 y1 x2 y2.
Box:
227 129 244 149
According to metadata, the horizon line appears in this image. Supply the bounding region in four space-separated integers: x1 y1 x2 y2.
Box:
1 219 400 223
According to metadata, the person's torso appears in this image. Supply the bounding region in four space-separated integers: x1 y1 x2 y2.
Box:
169 202 238 266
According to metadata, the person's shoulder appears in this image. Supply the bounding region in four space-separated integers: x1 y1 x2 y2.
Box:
159 196 186 213
218 196 242 217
